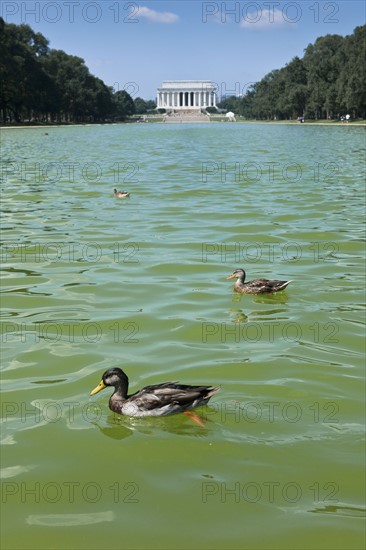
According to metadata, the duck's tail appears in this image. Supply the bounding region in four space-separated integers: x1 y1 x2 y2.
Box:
207 385 221 398
277 280 292 291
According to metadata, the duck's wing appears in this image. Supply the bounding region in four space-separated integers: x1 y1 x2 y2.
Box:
130 383 218 411
267 279 291 290
246 278 271 289
248 278 290 291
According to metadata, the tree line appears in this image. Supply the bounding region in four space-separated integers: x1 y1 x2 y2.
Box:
0 17 156 123
1 18 364 123
218 25 365 120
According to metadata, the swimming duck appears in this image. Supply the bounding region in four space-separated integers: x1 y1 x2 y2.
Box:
114 189 130 198
90 367 220 417
227 268 291 294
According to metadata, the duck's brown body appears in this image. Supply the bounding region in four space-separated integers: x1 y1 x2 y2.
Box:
227 268 291 294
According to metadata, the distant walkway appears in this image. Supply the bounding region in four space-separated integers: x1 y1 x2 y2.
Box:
163 110 211 123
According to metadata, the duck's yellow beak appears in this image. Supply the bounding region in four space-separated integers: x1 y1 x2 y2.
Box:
90 380 106 396
226 273 236 280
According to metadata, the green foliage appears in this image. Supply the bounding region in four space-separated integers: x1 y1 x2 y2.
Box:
114 90 135 119
145 100 157 111
134 97 147 114
0 17 133 123
133 97 157 114
238 25 365 120
217 96 241 113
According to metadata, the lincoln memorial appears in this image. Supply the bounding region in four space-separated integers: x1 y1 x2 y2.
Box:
156 80 217 110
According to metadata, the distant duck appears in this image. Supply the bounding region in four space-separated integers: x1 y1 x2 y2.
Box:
90 367 220 417
227 268 291 294
114 189 130 198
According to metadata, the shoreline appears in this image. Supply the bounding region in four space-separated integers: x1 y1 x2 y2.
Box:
1 121 365 129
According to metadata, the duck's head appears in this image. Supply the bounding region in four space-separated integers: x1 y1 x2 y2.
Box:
226 268 246 281
90 368 129 396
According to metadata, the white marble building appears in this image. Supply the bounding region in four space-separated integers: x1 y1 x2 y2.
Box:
156 80 217 110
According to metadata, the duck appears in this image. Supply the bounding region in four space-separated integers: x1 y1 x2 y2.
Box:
114 189 130 198
90 367 220 417
227 268 291 294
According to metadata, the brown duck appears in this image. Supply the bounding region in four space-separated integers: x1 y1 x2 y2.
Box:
227 268 291 294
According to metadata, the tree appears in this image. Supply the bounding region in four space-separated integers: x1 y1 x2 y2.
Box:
337 25 366 118
217 96 241 113
0 17 133 123
237 25 365 120
0 18 51 121
134 97 147 114
145 100 157 111
113 90 135 119
303 34 345 118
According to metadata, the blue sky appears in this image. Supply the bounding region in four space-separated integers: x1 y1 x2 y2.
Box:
2 1 365 100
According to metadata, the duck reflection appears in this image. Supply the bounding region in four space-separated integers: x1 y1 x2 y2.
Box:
92 406 218 440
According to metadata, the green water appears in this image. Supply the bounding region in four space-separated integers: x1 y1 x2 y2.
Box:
1 123 365 549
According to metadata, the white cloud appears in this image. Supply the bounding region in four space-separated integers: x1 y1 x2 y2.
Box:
240 8 296 30
138 6 179 24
